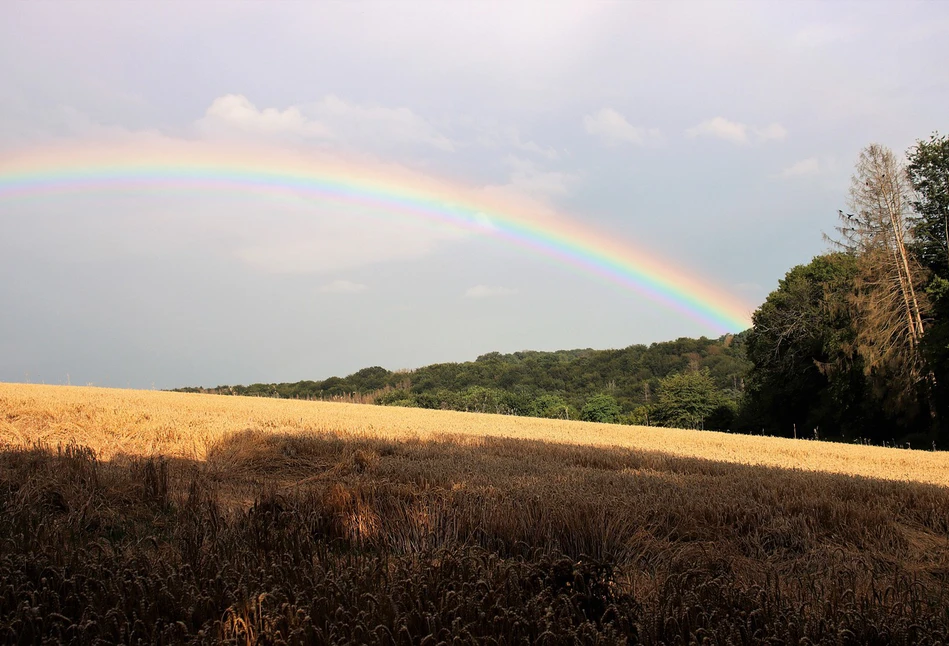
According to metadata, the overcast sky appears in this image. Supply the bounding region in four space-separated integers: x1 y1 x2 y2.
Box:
1 1 947 389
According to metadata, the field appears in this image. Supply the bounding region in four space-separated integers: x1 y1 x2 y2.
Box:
2 383 949 644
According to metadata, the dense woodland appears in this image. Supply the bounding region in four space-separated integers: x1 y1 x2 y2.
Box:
176 336 751 429
177 133 949 447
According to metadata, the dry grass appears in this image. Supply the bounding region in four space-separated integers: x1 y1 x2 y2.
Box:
3 382 949 642
1 382 947 486
2 431 948 643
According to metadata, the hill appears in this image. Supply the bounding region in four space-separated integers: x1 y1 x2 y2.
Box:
174 334 752 429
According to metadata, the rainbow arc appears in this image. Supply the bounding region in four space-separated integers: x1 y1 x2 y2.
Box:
0 142 753 332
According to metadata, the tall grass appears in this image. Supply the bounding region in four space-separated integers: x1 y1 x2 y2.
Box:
1 429 948 643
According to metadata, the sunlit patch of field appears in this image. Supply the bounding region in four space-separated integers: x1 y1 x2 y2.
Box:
1 382 947 486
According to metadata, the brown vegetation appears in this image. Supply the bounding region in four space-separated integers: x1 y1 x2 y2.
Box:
2 383 949 643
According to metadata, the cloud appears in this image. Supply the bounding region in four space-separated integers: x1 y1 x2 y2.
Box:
465 285 517 298
481 156 580 206
583 108 660 146
196 94 454 151
314 95 455 151
512 135 560 160
778 157 820 178
317 279 368 294
504 156 578 197
433 118 560 160
685 117 787 145
196 94 332 140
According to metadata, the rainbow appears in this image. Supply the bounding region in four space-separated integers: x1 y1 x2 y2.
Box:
0 142 753 332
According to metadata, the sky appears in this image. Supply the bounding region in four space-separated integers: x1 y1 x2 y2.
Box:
1 1 947 389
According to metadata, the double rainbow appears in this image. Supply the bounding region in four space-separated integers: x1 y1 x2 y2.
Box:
0 142 753 333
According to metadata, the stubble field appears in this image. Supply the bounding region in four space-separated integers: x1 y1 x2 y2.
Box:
1 383 948 644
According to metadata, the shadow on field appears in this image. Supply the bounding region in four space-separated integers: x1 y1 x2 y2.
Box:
2 430 949 644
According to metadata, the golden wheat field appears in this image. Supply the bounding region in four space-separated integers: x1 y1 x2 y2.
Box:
1 382 947 486
4 381 949 643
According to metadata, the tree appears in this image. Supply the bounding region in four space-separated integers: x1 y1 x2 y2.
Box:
532 393 572 419
654 369 719 430
580 394 621 423
741 254 870 438
906 133 949 440
907 133 949 277
831 144 929 412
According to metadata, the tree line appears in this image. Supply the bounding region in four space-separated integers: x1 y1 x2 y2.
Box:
174 335 751 431
175 132 949 447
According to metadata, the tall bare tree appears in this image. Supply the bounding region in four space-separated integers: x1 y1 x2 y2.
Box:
830 144 928 406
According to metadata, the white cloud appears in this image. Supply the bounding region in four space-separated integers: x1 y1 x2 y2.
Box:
456 117 562 160
481 156 580 206
317 279 368 294
686 116 787 145
755 123 788 142
778 157 820 178
583 108 660 146
196 94 332 140
512 136 560 160
465 285 518 298
498 127 561 160
314 95 455 151
195 94 454 151
505 156 578 197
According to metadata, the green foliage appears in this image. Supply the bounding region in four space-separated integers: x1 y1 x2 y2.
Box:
922 277 949 433
580 394 621 423
531 394 572 419
173 336 752 428
739 253 879 439
907 132 949 276
625 405 653 426
907 134 949 440
654 369 721 430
